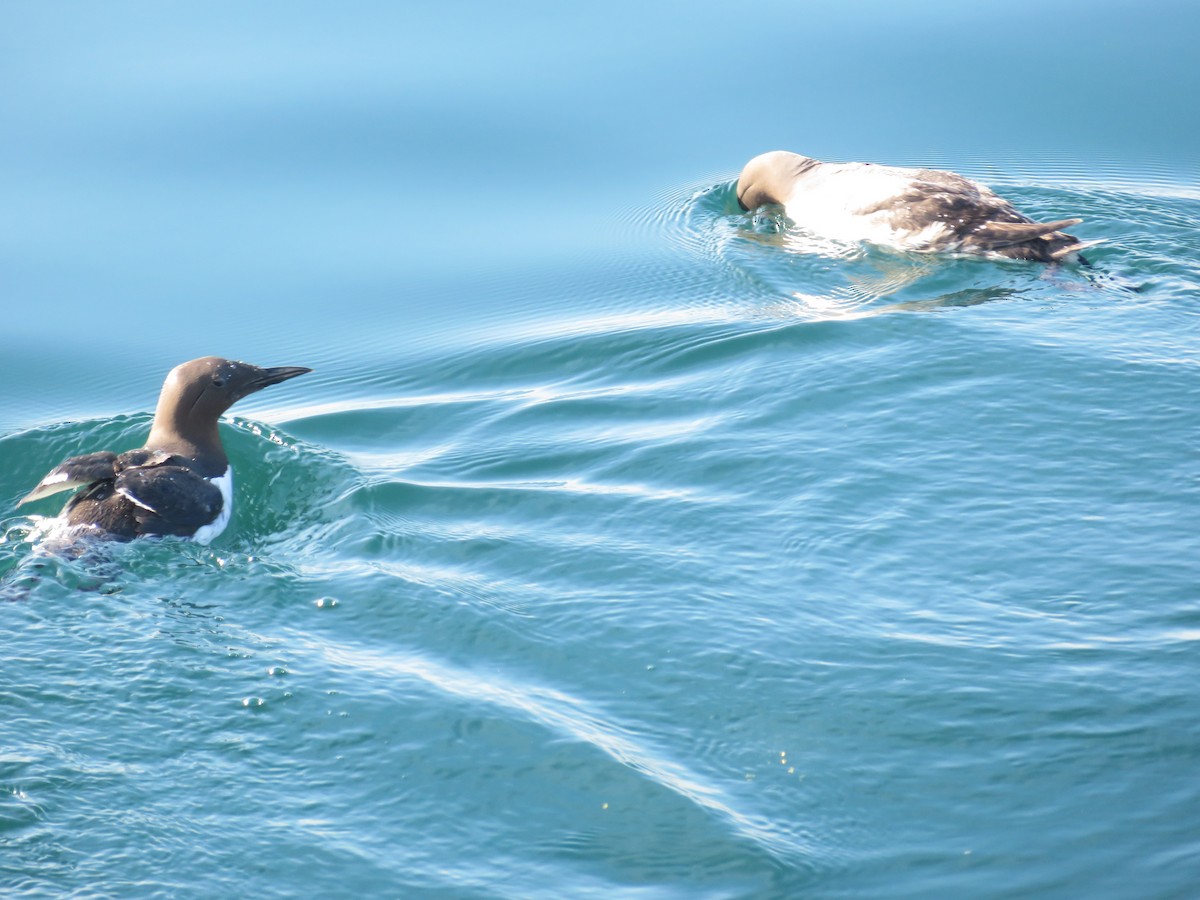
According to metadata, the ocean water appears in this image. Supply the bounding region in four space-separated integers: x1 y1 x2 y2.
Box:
2 2 1199 897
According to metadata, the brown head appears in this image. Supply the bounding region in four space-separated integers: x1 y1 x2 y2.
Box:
146 357 311 469
736 150 821 211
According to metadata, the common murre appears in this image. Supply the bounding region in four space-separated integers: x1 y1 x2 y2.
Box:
736 150 1102 262
19 357 311 543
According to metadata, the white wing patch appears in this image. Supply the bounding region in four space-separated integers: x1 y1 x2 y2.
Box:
116 486 159 513
20 470 87 505
191 468 233 545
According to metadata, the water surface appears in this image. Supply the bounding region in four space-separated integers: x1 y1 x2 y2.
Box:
2 3 1198 897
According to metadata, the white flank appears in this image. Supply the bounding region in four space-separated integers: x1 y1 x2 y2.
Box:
782 163 949 250
192 468 233 545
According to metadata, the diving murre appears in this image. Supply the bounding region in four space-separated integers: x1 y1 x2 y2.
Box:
19 357 311 543
736 150 1102 262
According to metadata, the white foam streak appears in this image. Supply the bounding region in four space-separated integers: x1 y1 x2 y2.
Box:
306 636 812 862
279 373 703 425
400 475 705 503
489 305 748 343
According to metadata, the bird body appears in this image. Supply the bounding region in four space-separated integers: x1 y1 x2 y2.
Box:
736 150 1101 262
20 357 310 543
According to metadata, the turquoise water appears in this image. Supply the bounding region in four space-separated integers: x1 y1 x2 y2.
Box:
3 3 1199 897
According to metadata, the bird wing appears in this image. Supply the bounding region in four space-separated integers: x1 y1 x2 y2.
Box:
20 451 120 504
970 218 1084 249
114 465 224 536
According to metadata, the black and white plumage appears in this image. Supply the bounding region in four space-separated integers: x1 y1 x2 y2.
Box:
736 150 1102 262
20 357 311 543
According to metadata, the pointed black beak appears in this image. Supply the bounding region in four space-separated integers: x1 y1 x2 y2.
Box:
234 365 312 402
257 366 313 388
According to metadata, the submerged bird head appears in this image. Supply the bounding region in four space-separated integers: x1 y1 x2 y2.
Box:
147 357 312 462
736 150 820 211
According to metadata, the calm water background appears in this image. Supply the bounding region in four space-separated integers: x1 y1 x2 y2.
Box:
2 2 1198 897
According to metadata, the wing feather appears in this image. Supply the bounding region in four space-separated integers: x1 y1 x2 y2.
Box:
971 218 1084 248
20 452 119 505
115 466 224 535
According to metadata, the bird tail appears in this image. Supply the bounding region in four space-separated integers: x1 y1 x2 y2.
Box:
972 218 1083 247
1049 238 1107 261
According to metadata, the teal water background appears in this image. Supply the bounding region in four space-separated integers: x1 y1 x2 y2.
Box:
2 2 1199 897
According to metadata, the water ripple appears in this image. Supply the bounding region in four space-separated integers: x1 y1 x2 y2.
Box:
307 635 818 865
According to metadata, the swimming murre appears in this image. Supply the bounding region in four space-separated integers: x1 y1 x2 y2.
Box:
19 357 311 543
736 150 1103 262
